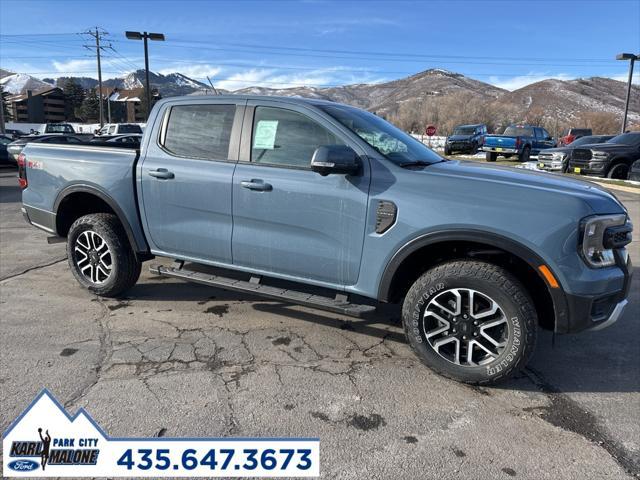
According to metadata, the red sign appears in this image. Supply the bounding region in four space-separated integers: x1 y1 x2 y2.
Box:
425 125 437 136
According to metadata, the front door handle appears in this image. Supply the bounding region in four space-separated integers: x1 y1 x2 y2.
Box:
148 168 174 179
240 179 272 191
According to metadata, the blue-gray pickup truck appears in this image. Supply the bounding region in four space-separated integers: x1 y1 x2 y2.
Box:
483 124 556 162
19 96 633 384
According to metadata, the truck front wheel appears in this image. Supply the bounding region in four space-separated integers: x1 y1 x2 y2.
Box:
401 260 537 384
67 213 141 297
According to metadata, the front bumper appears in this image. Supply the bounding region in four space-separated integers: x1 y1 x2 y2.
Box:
559 252 632 333
567 160 608 177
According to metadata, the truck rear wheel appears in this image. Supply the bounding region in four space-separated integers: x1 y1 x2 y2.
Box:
518 146 531 162
67 213 141 297
401 260 537 384
486 152 497 162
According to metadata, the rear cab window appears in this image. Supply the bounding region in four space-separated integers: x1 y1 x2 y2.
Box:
160 104 236 160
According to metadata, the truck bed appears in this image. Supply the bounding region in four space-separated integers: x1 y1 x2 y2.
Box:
20 142 145 248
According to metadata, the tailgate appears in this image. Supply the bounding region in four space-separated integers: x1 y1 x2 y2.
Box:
484 136 517 148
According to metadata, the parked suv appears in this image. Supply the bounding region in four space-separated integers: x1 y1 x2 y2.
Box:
568 132 640 179
538 135 615 172
19 96 633 385
560 128 592 146
444 124 487 155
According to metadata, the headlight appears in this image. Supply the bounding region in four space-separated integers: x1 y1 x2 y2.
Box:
592 151 609 159
551 152 566 161
579 214 629 268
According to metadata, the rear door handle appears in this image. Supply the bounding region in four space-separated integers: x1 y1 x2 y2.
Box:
240 179 272 191
148 168 174 179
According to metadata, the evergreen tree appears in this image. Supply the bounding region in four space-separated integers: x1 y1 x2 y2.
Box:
139 87 161 120
1 84 13 122
79 88 100 123
62 79 85 121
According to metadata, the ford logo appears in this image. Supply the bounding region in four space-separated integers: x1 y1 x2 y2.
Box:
8 459 39 471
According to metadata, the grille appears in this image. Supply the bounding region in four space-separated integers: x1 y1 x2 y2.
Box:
571 149 592 161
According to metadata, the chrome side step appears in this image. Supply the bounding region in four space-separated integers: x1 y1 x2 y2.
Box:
149 264 376 318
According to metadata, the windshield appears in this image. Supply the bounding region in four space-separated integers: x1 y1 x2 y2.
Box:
571 136 600 146
119 124 143 134
319 105 442 165
453 126 476 135
46 124 74 133
606 133 640 146
503 126 533 137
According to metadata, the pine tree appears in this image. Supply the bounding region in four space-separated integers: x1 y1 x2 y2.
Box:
139 87 161 120
79 88 100 122
1 84 13 122
62 79 85 121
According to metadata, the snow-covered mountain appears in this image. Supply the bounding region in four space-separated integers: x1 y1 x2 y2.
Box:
0 69 53 95
2 67 637 128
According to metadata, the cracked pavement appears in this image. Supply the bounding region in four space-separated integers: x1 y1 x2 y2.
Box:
1 168 639 478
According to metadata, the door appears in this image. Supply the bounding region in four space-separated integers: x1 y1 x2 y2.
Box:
140 101 242 263
232 103 370 287
535 127 554 153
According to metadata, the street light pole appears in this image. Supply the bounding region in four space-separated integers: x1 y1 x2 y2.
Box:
125 31 165 120
616 53 639 133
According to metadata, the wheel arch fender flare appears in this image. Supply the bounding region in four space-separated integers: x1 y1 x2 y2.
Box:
377 229 569 330
53 183 147 254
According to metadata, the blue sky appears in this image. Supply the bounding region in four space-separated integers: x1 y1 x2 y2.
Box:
1 0 638 91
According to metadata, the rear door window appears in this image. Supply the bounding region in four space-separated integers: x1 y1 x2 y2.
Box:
162 104 236 160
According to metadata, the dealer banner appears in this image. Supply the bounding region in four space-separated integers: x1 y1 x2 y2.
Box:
3 389 320 477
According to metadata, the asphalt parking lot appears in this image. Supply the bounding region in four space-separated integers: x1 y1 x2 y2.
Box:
1 167 638 479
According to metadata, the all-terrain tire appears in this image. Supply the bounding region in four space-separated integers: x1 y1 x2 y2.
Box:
67 213 141 297
401 260 537 384
518 146 531 162
486 152 497 162
444 146 451 156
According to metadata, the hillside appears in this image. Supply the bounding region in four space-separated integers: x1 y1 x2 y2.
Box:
2 66 638 132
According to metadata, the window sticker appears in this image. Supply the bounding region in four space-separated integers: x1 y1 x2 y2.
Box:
253 120 278 149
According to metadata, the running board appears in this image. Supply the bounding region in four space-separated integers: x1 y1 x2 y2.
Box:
149 264 376 318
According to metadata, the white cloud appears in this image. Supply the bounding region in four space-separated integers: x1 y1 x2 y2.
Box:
488 72 574 91
213 66 384 91
158 64 221 79
489 70 639 91
51 59 95 76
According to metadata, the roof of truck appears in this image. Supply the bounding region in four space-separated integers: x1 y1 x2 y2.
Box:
165 94 345 107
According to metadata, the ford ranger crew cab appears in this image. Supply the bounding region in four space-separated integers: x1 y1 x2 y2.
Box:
19 96 633 384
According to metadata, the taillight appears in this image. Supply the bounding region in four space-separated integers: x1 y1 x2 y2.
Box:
17 153 27 189
515 137 522 148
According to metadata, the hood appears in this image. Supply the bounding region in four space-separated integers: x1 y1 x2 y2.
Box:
447 134 474 141
418 160 625 214
576 142 635 152
540 146 572 155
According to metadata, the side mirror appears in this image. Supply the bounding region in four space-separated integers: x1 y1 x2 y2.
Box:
311 145 359 176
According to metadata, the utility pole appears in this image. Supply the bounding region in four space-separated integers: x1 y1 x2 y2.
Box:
83 27 111 128
0 88 5 134
125 31 165 120
616 53 639 133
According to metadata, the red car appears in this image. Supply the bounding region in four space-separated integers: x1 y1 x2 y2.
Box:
559 128 592 146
